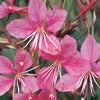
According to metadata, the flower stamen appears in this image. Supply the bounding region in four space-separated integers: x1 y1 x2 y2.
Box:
49 93 54 99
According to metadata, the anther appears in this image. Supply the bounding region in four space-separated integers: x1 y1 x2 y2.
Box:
28 96 32 100
38 27 44 33
19 61 24 66
49 93 54 99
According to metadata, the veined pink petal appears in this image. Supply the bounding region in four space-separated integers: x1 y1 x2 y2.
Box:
13 93 37 100
45 9 67 33
0 75 14 96
40 52 58 61
40 34 61 59
6 18 36 38
60 35 77 60
21 76 39 93
29 0 47 25
92 62 100 77
63 52 91 76
38 89 57 100
15 50 32 73
8 0 13 6
0 2 10 19
12 6 28 12
37 67 55 89
56 74 80 92
0 56 16 74
81 34 100 65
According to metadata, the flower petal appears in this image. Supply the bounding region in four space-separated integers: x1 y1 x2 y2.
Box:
81 34 100 64
0 56 16 74
0 2 10 19
29 0 47 24
37 67 55 89
8 0 13 6
15 50 32 72
21 76 39 93
92 62 100 77
38 89 57 100
0 75 14 96
40 34 61 60
63 52 91 76
56 74 80 92
45 9 67 33
60 35 77 60
6 18 36 38
40 52 58 61
13 93 37 100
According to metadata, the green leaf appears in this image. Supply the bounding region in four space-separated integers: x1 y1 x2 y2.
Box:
3 49 16 61
0 93 10 100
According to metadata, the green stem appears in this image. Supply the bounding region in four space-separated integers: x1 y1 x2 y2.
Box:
92 24 94 36
76 31 87 41
62 0 66 9
47 0 53 10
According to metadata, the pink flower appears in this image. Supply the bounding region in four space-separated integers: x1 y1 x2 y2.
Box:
13 93 37 100
37 35 78 98
0 50 39 97
56 34 100 97
0 0 28 19
6 0 67 59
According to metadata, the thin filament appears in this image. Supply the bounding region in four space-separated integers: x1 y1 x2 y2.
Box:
22 65 40 74
17 79 20 93
13 77 16 97
43 67 55 84
44 31 57 48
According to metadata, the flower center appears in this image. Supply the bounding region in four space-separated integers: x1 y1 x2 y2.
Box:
38 27 44 33
16 73 22 79
86 71 91 76
9 6 13 10
55 60 61 66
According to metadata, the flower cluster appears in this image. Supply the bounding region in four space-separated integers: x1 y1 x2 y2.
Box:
0 0 99 100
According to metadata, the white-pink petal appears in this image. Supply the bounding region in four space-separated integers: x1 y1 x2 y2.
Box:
0 75 14 96
21 76 39 93
15 50 32 73
6 18 36 38
45 9 67 33
29 0 47 24
81 34 100 64
0 2 10 19
0 56 16 74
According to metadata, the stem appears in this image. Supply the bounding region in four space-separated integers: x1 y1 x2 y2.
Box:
76 31 87 41
92 10 96 36
62 0 66 9
72 0 98 22
92 24 94 36
60 0 62 8
47 0 53 10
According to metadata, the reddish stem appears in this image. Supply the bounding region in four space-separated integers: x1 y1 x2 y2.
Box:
60 0 62 8
72 0 98 22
